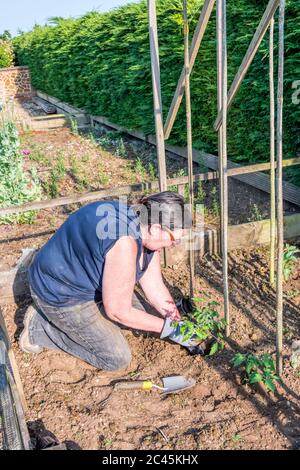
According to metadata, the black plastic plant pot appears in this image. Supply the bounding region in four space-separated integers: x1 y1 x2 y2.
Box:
176 297 196 316
188 337 215 357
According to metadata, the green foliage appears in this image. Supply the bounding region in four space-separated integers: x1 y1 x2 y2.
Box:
210 185 219 217
283 244 300 281
173 296 226 355
0 38 14 68
248 203 263 222
134 157 146 180
0 118 42 223
115 137 127 158
0 31 12 40
70 116 79 135
13 0 300 184
232 352 279 392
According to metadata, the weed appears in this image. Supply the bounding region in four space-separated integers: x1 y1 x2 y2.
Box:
81 154 90 163
28 144 50 165
55 152 66 178
211 186 220 217
87 129 98 145
103 438 112 448
232 353 279 393
98 165 109 186
44 170 59 198
134 157 146 181
115 137 127 158
231 434 242 443
70 156 89 189
148 162 157 180
70 116 79 135
283 244 300 281
284 289 300 299
195 181 206 205
249 203 263 222
97 134 113 149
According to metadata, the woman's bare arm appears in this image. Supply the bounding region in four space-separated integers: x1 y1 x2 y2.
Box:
139 251 181 320
102 237 164 333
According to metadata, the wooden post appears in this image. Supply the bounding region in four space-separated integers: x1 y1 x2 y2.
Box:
217 0 230 336
183 0 195 299
214 0 279 131
164 0 215 139
276 0 285 376
148 0 167 192
269 18 276 286
216 0 224 253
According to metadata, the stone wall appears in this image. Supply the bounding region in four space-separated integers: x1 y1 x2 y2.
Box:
0 66 32 103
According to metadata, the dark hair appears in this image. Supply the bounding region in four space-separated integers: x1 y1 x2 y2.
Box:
136 191 192 230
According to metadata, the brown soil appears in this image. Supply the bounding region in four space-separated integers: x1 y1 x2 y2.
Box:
2 247 300 450
1 123 300 450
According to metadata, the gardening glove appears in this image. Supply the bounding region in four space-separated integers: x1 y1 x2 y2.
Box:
160 318 205 355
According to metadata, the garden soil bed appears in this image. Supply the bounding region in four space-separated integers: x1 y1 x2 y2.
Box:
0 125 300 450
1 247 300 450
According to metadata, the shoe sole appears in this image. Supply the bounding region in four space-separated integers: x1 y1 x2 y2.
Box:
19 306 43 354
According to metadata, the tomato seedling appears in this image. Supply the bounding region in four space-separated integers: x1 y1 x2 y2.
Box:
173 297 226 356
232 352 280 392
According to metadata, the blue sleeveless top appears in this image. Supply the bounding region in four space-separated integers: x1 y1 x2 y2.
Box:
28 201 154 307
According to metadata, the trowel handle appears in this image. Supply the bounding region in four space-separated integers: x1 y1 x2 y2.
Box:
114 380 153 390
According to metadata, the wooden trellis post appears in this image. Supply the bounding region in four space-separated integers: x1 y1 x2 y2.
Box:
276 0 286 376
217 0 230 336
269 18 276 286
183 0 195 299
148 0 167 192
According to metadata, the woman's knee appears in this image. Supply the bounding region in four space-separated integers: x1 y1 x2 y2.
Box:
95 343 132 371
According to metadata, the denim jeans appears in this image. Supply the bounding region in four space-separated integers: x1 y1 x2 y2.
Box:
29 287 148 371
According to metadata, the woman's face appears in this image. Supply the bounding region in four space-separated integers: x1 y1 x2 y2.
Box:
141 224 188 251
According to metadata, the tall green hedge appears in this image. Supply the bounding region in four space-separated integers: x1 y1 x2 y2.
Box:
13 0 300 183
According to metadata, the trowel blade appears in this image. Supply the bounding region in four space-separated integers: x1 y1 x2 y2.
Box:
161 375 196 395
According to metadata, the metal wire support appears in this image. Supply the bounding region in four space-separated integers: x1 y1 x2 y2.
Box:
217 0 230 336
269 17 276 287
276 0 285 376
183 0 195 298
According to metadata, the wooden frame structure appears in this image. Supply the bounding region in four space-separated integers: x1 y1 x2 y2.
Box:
0 0 294 376
147 0 287 374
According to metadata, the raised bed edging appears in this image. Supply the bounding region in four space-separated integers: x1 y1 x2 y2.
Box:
35 90 300 207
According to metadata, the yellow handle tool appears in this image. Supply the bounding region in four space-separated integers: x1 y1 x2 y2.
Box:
114 380 154 391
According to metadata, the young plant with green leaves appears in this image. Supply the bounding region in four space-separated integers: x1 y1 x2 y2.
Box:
249 203 263 222
232 352 279 393
210 185 220 217
0 118 41 223
173 297 226 356
283 244 300 282
70 116 79 136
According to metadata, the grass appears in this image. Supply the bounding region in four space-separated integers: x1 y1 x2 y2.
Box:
28 144 51 166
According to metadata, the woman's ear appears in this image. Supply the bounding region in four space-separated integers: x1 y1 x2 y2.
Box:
149 224 162 238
